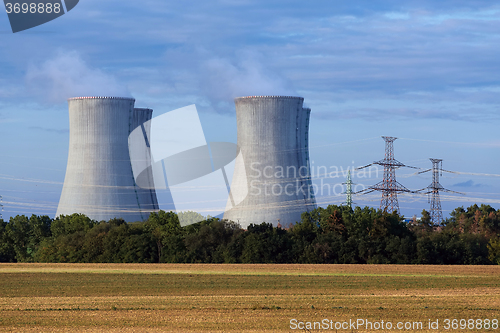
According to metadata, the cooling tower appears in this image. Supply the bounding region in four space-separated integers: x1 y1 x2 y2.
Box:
300 107 315 205
56 97 158 222
223 96 316 228
131 108 159 216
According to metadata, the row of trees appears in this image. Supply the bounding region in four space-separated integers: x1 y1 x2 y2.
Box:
1 204 499 264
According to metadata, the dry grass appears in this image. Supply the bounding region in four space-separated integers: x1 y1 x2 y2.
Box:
1 263 498 276
0 264 499 332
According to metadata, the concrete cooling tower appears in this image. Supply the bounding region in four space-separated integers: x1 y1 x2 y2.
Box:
56 97 158 222
223 96 316 228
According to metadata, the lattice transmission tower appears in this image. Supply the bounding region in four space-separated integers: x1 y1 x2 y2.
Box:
418 159 462 224
358 136 416 214
342 170 355 209
0 195 3 220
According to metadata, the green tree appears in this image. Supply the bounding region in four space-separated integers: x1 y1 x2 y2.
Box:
289 211 319 263
184 219 242 263
0 219 15 262
487 236 500 264
409 210 434 236
34 214 95 263
50 214 96 238
117 223 157 263
5 215 52 262
145 210 185 262
35 232 86 262
241 223 292 263
5 215 31 262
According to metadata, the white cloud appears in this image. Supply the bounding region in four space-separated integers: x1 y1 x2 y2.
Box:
25 50 131 103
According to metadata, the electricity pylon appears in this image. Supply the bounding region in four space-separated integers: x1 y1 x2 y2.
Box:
357 136 416 214
418 158 463 224
342 170 355 209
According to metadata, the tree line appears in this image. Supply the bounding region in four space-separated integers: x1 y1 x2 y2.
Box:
1 204 500 264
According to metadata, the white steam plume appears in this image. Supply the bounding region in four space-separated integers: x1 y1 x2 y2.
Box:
26 50 131 103
200 50 296 103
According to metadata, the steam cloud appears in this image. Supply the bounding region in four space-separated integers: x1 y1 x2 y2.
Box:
26 50 131 103
199 51 296 107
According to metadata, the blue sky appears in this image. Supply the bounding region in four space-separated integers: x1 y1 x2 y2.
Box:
0 0 499 219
